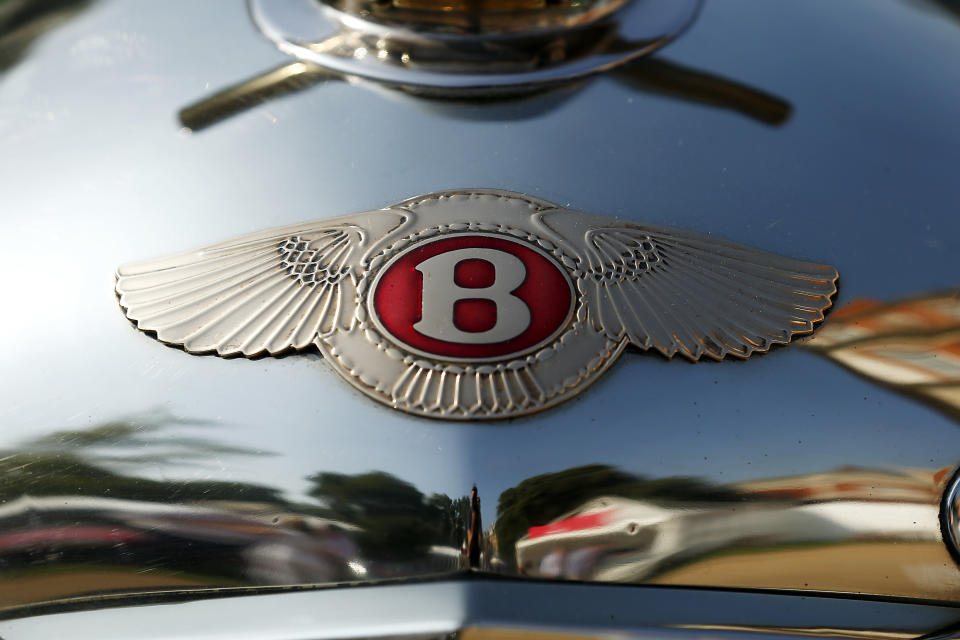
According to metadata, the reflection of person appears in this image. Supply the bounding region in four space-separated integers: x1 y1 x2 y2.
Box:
467 485 482 568
243 520 359 585
565 546 600 580
539 549 563 577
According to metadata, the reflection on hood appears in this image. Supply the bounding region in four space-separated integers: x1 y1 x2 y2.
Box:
806 290 960 422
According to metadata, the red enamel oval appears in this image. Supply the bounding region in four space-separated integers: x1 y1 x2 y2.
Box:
371 235 574 361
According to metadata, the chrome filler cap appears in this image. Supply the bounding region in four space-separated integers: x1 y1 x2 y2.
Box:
249 0 701 92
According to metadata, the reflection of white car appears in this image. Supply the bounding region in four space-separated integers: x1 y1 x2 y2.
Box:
516 498 671 578
516 496 940 582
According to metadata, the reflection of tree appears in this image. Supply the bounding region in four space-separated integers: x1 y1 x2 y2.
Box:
24 409 277 467
0 409 286 506
4 411 473 558
307 471 468 560
0 453 286 505
0 413 471 597
495 464 744 568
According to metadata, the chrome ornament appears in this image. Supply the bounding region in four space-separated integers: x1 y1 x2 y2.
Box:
116 190 838 419
943 469 960 567
248 0 701 93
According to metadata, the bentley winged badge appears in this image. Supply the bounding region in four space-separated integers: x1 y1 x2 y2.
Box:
116 190 838 419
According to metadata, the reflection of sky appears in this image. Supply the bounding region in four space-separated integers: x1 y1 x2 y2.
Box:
0 0 959 529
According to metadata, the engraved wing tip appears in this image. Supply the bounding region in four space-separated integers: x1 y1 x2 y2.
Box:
113 216 395 358
570 221 841 363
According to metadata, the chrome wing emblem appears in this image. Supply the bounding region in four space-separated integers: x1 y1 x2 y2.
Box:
116 190 838 419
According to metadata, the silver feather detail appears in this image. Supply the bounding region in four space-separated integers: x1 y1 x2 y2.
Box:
115 216 399 357
576 224 838 360
390 361 548 418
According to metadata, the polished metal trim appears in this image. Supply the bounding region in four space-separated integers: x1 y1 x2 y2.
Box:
3 579 960 638
944 468 960 568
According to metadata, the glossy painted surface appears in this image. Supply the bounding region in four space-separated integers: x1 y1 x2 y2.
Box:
1 0 959 618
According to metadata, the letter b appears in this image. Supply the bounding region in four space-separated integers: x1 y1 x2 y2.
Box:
414 248 531 344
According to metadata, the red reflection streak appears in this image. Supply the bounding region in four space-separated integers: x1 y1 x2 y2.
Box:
527 510 613 540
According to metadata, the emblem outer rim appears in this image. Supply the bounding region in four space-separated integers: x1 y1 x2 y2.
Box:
314 334 626 421
365 231 577 365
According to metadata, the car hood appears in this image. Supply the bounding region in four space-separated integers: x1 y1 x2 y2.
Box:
0 0 959 615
